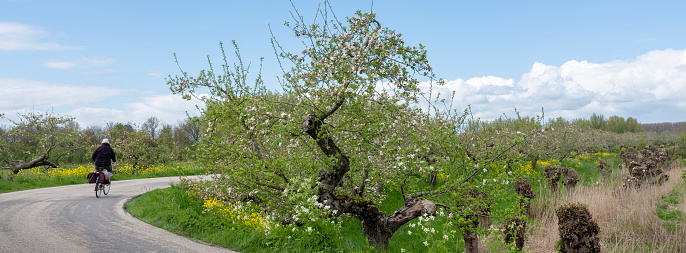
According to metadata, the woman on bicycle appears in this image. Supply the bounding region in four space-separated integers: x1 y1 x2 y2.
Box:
92 138 117 173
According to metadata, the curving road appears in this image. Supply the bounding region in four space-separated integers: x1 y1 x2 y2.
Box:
0 176 236 253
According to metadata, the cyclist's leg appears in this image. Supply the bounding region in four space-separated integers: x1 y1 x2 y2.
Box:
93 166 100 190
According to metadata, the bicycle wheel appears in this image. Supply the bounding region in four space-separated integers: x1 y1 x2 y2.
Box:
103 183 110 195
95 183 102 198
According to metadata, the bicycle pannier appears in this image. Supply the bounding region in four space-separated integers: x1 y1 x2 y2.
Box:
87 172 106 184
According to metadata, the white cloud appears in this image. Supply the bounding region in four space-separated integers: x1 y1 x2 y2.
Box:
0 78 121 110
145 71 161 77
427 48 686 123
68 107 127 127
121 94 204 126
0 22 80 51
41 60 76 70
465 76 514 89
41 57 115 70
0 77 205 128
67 95 204 127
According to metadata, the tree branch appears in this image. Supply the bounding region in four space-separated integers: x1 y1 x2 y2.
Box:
461 142 518 184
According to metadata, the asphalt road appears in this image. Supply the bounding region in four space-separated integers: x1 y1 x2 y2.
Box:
0 176 236 253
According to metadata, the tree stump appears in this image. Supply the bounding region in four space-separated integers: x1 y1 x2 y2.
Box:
556 203 600 253
597 160 611 179
504 217 526 251
621 175 642 191
514 178 535 216
656 174 669 186
545 165 561 195
561 167 579 195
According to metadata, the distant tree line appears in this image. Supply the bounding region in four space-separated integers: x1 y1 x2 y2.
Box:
641 121 686 133
1 111 202 174
572 113 644 133
0 108 678 175
470 113 644 134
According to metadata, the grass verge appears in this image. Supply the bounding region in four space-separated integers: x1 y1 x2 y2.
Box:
655 177 685 233
127 185 369 253
127 183 479 252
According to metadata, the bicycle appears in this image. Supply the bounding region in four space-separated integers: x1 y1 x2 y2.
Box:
93 167 111 198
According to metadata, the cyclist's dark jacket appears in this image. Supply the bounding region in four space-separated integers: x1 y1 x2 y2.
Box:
92 143 117 167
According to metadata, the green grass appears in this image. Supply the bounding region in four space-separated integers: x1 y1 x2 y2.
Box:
128 184 474 252
0 162 207 194
655 180 686 233
127 185 372 253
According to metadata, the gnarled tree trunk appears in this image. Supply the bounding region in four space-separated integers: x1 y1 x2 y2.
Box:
352 198 437 250
8 149 58 174
302 111 437 251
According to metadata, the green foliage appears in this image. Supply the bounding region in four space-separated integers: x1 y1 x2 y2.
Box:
575 113 643 134
94 118 202 169
0 111 83 171
676 132 686 159
167 4 449 222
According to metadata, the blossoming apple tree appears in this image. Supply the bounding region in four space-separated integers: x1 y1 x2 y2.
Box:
168 5 526 251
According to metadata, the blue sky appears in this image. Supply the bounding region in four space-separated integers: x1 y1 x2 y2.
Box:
1 0 686 128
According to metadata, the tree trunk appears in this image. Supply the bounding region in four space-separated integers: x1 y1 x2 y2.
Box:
478 215 491 230
462 217 480 253
514 178 535 217
476 194 491 229
429 171 437 187
9 151 58 174
301 112 437 251
335 196 437 251
544 165 561 195
360 215 394 251
504 218 526 251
